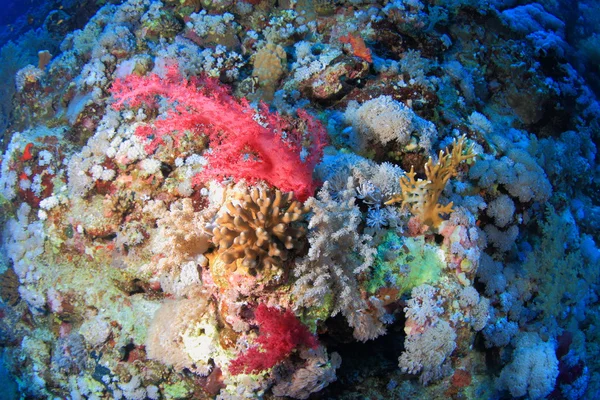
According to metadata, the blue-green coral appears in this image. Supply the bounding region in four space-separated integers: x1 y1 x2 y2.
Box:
367 232 445 296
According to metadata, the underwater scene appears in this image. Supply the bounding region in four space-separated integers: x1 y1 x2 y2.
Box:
0 0 599 399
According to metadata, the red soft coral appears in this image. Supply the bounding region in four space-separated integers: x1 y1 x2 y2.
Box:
110 64 327 201
229 304 318 375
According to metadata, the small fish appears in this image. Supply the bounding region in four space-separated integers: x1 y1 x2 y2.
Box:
21 142 34 161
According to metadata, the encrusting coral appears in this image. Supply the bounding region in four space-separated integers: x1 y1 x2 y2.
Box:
212 185 309 273
386 135 475 228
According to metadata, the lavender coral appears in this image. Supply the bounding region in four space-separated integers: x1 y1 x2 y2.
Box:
497 332 559 399
292 180 383 342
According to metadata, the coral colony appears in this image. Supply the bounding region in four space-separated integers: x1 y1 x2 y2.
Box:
0 0 599 399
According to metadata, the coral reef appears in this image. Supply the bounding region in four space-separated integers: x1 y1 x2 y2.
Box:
0 0 599 399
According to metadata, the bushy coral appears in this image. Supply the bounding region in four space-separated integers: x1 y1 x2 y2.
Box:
497 332 559 399
486 194 515 228
523 206 597 331
292 180 383 342
399 319 457 385
469 147 552 204
111 64 327 201
151 198 212 273
229 304 318 375
344 95 437 152
146 295 219 376
252 42 287 100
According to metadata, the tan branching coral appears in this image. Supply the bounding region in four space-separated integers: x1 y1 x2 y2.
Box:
252 42 287 101
386 135 475 227
212 186 308 272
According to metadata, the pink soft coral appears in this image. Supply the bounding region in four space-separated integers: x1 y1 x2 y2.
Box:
229 304 318 375
110 64 327 201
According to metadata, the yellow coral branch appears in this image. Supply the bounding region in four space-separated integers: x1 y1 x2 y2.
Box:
386 135 475 228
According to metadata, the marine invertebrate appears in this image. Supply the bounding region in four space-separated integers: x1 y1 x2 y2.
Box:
271 346 341 399
399 319 456 385
469 147 552 204
386 135 475 228
367 233 445 297
51 333 88 374
229 304 318 375
399 284 456 385
293 180 382 342
0 268 20 306
497 332 559 399
139 3 182 42
212 185 308 272
2 0 600 398
344 95 437 152
146 295 218 376
37 50 52 70
523 207 595 327
252 42 287 100
153 198 212 273
111 63 327 201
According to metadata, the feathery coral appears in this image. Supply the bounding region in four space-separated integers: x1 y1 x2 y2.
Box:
229 304 318 375
386 135 475 227
110 63 327 201
293 179 382 342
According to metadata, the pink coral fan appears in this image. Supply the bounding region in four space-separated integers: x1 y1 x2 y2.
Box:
110 64 327 201
229 304 318 375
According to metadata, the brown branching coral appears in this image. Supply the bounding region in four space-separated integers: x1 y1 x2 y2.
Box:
386 135 475 228
212 186 308 273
